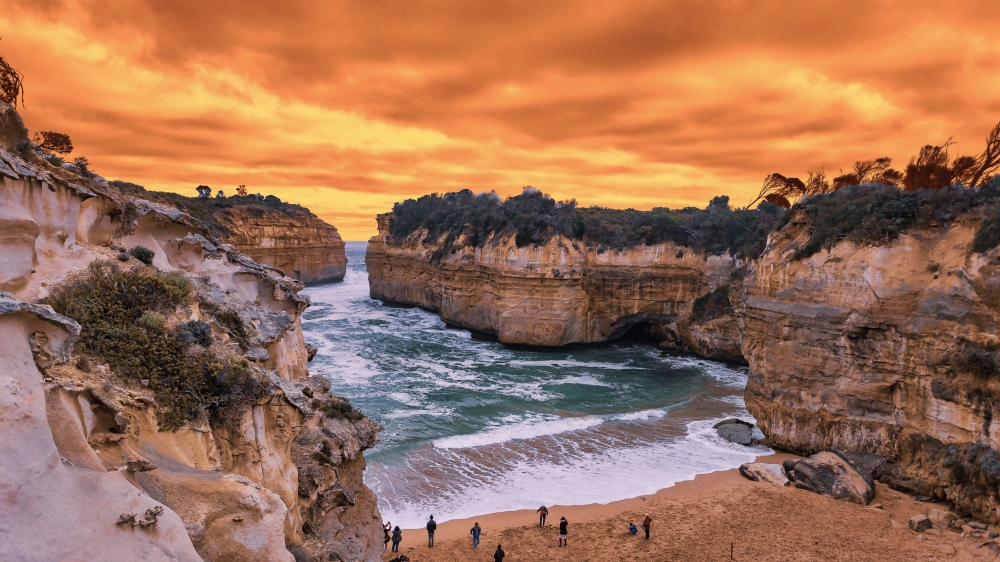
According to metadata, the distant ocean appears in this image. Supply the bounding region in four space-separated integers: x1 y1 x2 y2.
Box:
302 242 768 529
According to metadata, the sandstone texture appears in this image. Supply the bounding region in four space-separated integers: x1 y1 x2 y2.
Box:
0 124 382 562
367 213 744 354
743 208 1000 521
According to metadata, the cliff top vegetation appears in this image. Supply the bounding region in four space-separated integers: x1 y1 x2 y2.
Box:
110 181 323 238
388 187 787 261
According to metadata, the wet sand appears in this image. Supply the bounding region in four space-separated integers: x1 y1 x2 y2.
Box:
383 453 983 561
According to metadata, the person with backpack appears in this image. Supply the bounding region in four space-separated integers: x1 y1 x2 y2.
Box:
391 526 402 553
494 544 506 562
641 514 652 540
426 515 437 547
558 516 568 547
536 505 548 528
470 522 482 552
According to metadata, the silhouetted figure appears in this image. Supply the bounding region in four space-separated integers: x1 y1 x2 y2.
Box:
559 517 568 547
642 514 652 540
494 544 505 562
391 526 402 553
426 515 437 547
383 521 391 551
537 505 548 528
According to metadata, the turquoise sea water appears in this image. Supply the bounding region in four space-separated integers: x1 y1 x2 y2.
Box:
301 242 767 529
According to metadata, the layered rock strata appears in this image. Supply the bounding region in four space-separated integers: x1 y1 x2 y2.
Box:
0 130 382 561
743 211 1000 521
367 214 744 357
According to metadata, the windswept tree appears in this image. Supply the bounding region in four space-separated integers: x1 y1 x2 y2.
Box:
833 157 902 189
32 131 74 155
968 121 1000 188
0 50 24 107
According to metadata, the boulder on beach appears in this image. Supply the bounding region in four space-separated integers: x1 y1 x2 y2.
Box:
834 450 887 480
714 418 754 445
926 508 957 530
739 462 789 486
909 515 932 532
790 451 875 505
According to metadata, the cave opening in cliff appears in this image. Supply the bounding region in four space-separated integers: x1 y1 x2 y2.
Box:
614 320 665 346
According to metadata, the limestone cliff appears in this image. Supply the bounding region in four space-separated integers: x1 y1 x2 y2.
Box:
114 184 347 285
0 128 381 561
367 213 744 358
742 203 1000 522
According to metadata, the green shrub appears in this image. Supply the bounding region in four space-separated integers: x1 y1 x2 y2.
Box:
387 189 786 261
44 261 265 429
177 320 213 347
953 341 1000 381
129 245 155 265
793 183 1000 260
319 397 365 421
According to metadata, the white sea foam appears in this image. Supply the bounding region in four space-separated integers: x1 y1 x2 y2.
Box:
377 413 770 529
432 414 603 449
615 408 667 421
508 358 640 371
545 374 610 387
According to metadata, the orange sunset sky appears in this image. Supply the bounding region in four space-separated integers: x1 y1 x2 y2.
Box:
4 1 1000 240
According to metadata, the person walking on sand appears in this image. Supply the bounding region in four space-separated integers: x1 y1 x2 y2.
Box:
391 526 402 553
558 516 568 547
426 515 437 547
383 521 392 551
641 514 652 540
536 505 548 528
494 544 505 562
470 522 482 552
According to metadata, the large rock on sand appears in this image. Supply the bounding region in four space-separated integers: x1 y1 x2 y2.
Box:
739 463 789 486
791 451 875 505
715 419 754 445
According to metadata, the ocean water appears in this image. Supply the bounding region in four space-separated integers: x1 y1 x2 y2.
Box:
301 242 768 529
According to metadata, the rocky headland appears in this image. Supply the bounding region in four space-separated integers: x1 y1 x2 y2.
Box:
368 180 1000 524
0 102 380 562
115 184 348 285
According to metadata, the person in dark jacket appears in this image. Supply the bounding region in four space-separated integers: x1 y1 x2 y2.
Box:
470 522 482 552
558 516 568 547
383 521 392 551
494 544 505 562
642 514 652 540
426 515 437 547
391 526 402 553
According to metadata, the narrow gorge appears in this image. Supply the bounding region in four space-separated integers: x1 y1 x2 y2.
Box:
367 183 1000 523
0 103 381 562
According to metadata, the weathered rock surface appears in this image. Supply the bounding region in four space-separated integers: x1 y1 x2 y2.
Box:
910 515 932 533
742 206 1000 521
0 134 382 561
739 462 789 486
715 418 754 445
366 213 745 351
789 451 875 505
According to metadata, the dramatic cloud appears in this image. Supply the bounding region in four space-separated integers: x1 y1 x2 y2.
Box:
3 0 999 239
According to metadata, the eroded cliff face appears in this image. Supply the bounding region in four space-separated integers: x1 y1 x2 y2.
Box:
218 207 347 285
367 213 743 357
0 134 382 561
743 211 1000 521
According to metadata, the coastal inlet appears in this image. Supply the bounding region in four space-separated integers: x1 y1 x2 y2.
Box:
302 242 768 529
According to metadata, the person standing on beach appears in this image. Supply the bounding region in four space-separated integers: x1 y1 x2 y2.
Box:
383 521 392 551
470 522 482 552
537 505 549 528
426 515 437 547
641 514 652 540
558 516 568 547
494 544 505 562
391 526 402 553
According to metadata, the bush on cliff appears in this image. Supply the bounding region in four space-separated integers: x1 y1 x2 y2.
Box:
388 188 786 261
691 285 733 322
792 179 1000 259
45 261 267 429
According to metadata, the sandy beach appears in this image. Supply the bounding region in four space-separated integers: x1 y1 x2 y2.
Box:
382 453 984 561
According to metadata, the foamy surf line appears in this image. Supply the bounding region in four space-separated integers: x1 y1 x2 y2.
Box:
432 415 604 449
373 413 772 529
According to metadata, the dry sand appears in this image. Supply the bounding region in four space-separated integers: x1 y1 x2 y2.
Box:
383 453 991 561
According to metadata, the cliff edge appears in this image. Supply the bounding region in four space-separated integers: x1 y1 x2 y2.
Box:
0 115 381 562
